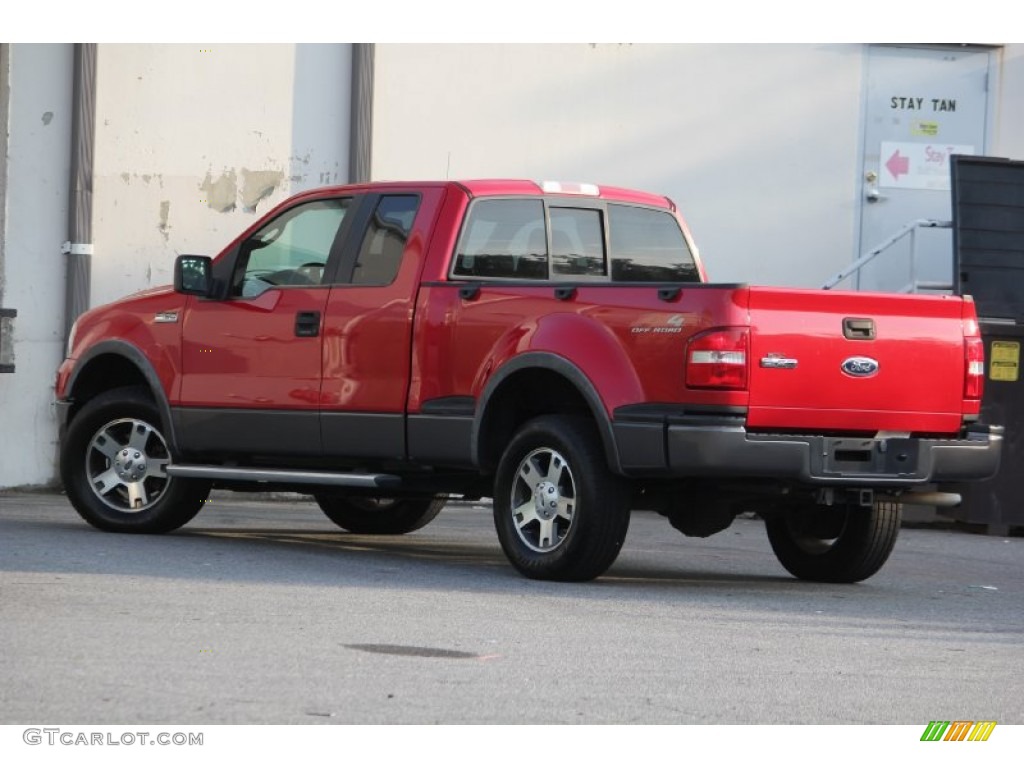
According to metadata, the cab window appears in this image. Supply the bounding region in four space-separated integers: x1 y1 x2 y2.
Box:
550 207 606 277
233 198 351 297
608 204 700 283
453 199 548 280
351 195 420 285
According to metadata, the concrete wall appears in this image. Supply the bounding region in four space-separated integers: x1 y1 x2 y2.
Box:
0 45 7 310
0 44 73 488
1 42 1022 490
994 44 1024 160
91 43 351 308
373 43 866 287
0 43 351 489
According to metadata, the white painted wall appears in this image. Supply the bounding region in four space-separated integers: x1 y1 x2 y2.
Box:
994 44 1024 160
0 44 73 488
373 43 866 287
0 43 351 489
2 42 1022 490
91 43 351 308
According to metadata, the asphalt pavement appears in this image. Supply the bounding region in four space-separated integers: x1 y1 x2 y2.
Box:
1 490 1022 725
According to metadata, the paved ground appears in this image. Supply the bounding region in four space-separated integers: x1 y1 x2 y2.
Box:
1 490 1022 725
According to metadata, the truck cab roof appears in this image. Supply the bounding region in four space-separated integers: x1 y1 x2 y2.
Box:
285 179 674 210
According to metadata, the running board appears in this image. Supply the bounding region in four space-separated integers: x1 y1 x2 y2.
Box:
166 465 401 488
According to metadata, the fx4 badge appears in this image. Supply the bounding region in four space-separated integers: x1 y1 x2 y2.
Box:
630 314 687 335
841 356 879 377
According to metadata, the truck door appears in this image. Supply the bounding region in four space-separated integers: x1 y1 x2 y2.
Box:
320 190 442 459
176 196 355 457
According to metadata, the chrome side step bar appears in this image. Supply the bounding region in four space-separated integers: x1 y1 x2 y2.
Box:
166 465 401 488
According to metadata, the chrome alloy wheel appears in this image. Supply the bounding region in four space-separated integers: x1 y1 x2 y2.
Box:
510 447 577 552
85 417 171 513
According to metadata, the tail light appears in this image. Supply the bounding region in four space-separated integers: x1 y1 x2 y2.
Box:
686 327 749 390
965 335 985 400
963 312 984 401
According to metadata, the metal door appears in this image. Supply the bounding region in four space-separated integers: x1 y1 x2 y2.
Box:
858 45 993 292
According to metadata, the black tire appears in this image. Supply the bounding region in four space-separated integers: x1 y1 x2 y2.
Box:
492 415 631 582
314 494 446 534
60 386 211 533
765 500 902 583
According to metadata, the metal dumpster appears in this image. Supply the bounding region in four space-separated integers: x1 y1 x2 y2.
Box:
948 322 1024 534
945 155 1024 533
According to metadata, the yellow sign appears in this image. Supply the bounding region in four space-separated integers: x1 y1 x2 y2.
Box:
990 340 1020 382
912 120 939 136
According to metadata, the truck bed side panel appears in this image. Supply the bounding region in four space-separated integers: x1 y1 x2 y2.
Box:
410 284 750 415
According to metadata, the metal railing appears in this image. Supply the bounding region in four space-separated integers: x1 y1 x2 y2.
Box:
822 219 953 293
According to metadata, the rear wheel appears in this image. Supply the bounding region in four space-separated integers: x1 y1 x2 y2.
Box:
492 415 631 582
61 387 211 533
314 495 446 534
765 500 901 583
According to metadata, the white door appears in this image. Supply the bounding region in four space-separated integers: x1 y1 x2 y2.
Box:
858 45 993 292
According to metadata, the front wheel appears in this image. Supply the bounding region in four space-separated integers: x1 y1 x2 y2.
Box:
61 387 211 533
764 500 902 583
314 494 446 534
492 415 631 582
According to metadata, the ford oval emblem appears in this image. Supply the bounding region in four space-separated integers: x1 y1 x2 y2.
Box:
841 356 879 377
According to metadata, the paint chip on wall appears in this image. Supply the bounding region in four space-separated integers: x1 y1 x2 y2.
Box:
158 201 171 240
240 169 285 212
200 169 238 213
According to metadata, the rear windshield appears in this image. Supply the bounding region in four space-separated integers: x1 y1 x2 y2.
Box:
452 198 699 282
608 204 700 283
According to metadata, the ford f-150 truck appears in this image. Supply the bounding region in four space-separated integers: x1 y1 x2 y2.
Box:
55 179 1003 582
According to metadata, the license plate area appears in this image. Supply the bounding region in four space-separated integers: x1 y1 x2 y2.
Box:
821 437 921 477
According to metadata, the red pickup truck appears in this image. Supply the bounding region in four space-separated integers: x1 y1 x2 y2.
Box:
55 179 1002 583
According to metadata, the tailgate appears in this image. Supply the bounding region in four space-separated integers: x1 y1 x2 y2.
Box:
746 287 967 434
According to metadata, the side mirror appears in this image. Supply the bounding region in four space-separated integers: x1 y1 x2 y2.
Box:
174 255 213 296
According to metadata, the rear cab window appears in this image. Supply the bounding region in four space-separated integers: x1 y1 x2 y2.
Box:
451 196 699 283
608 204 700 283
550 207 606 278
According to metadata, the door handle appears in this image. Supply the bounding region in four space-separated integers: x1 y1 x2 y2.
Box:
865 188 887 203
843 317 876 340
295 311 321 337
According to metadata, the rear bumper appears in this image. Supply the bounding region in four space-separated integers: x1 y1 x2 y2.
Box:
613 414 1003 487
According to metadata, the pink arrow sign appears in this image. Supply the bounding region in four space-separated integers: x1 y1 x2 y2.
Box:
886 149 910 180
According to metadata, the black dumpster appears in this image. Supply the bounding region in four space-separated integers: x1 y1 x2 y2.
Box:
945 155 1024 534
948 322 1024 534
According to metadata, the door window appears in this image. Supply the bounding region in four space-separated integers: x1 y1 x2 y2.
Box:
352 195 421 285
233 198 351 297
